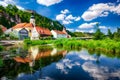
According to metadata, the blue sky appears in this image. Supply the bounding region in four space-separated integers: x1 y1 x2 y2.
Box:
0 0 120 33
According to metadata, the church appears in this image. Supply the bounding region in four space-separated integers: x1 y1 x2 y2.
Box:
12 14 52 40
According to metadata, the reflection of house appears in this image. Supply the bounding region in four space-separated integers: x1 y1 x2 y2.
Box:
51 27 71 39
12 14 51 40
13 46 67 67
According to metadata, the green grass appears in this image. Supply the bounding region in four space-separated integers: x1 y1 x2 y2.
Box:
24 38 120 54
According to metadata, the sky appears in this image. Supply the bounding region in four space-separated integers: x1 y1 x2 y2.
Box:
0 0 120 33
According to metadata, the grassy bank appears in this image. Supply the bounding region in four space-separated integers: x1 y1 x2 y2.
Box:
24 38 120 54
54 38 120 54
24 39 53 45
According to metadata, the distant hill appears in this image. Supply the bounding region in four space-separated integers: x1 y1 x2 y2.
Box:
0 4 64 31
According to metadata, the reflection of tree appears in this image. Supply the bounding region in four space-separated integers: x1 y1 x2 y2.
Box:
96 53 101 64
88 48 120 59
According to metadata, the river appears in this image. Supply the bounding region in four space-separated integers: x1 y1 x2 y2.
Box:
0 45 120 80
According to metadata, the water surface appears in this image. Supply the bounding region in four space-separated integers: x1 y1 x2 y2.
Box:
0 45 120 80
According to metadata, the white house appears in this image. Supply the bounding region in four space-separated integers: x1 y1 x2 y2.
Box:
51 27 69 39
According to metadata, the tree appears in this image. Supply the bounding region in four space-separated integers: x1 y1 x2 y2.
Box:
107 29 113 39
113 28 120 41
93 29 105 40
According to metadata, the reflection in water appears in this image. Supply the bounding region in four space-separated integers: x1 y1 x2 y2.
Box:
82 61 120 80
0 46 120 80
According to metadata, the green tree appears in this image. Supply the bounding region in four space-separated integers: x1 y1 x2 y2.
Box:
107 29 113 39
113 28 120 41
93 29 105 40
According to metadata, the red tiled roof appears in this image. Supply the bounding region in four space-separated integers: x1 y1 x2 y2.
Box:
36 26 52 36
12 23 51 36
0 25 7 32
24 23 34 29
12 23 34 29
53 30 66 34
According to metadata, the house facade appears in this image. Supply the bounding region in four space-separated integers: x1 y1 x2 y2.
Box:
51 27 70 39
12 14 51 40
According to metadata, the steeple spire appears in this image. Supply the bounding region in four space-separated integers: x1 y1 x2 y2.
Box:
30 13 35 27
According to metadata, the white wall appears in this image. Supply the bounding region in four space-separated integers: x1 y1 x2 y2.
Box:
51 30 67 39
31 27 39 40
51 30 57 38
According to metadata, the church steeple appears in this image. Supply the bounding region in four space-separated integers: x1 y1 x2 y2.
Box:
30 13 35 27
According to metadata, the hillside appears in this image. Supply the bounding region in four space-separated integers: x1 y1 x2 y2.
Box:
0 4 64 31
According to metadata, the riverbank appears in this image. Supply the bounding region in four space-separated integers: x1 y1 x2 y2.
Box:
24 39 120 54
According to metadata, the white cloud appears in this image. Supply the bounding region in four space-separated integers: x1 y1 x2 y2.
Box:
61 9 70 14
117 0 120 2
75 29 95 33
65 14 76 20
67 28 74 32
99 26 107 29
0 0 24 10
88 29 95 33
75 29 85 32
78 22 98 29
56 14 66 21
63 20 73 24
37 0 63 6
56 9 81 24
78 22 109 33
100 12 109 17
16 5 25 10
75 16 81 21
82 3 120 21
0 0 15 7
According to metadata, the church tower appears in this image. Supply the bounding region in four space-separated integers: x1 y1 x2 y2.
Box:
30 13 35 27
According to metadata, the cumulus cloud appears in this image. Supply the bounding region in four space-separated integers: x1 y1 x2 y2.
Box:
67 28 74 32
56 9 81 24
16 5 25 10
78 22 98 29
75 16 81 21
75 29 95 33
99 26 107 29
56 14 66 21
61 9 70 14
0 0 15 6
37 0 63 6
77 22 109 33
0 0 24 10
82 3 120 21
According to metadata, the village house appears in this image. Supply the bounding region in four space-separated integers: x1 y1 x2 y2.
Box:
11 14 52 40
4 14 70 40
51 27 71 39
